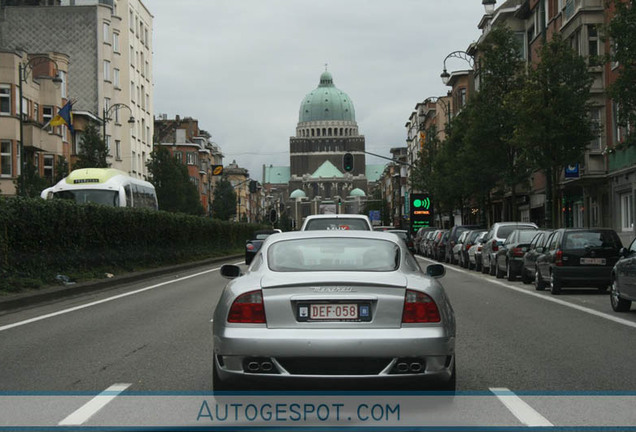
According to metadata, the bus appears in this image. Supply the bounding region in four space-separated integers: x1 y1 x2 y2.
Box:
41 168 158 210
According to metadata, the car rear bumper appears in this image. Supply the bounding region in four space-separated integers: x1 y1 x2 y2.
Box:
213 326 454 385
552 266 612 285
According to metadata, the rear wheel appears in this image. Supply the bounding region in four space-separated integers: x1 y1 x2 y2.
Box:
489 258 496 276
535 269 546 291
610 279 632 312
550 273 562 295
521 266 531 284
495 260 504 279
506 262 516 281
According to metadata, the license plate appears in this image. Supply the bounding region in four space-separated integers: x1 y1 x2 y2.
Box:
580 257 606 265
309 304 358 320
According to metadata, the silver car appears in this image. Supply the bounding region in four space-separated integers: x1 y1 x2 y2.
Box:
212 230 456 390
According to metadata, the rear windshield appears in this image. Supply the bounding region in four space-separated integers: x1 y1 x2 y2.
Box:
497 225 535 239
518 230 538 242
564 231 621 250
268 238 399 272
304 218 370 231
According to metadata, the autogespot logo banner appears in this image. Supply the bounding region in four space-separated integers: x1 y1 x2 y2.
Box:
3 390 636 430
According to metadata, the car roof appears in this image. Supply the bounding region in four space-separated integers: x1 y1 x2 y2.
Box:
263 230 404 245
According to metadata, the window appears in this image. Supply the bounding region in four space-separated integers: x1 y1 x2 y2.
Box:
129 45 134 64
1 141 12 177
113 32 120 53
104 97 111 112
613 101 624 144
130 81 135 103
145 93 149 111
0 85 11 115
43 106 53 132
145 61 149 77
146 126 150 144
115 140 121 160
103 22 110 43
588 25 599 59
113 68 120 88
141 118 145 143
144 29 149 47
589 107 601 151
33 102 39 122
186 152 197 165
103 60 111 81
141 85 145 109
43 154 54 184
620 192 633 231
105 135 111 152
132 150 136 172
129 9 134 31
59 71 67 98
140 52 144 76
174 151 183 164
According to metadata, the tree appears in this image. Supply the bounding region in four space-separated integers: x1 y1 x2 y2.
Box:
470 26 530 222
14 160 49 198
514 34 595 227
211 178 237 221
73 123 111 169
606 0 636 147
147 146 204 215
55 156 69 182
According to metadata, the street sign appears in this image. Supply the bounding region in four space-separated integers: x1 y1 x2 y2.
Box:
410 193 434 233
369 210 380 221
211 165 223 176
565 164 579 178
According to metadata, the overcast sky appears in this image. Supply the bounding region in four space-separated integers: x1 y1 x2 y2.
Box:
150 0 486 182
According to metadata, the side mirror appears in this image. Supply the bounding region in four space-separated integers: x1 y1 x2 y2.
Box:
426 264 445 278
619 247 628 258
220 264 242 279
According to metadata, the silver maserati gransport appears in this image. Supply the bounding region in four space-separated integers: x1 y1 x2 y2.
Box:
212 230 456 391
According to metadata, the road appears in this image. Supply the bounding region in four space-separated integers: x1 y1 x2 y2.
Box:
2 255 636 428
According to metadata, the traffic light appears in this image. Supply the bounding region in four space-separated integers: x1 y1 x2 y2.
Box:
343 153 354 172
269 209 278 224
249 180 259 193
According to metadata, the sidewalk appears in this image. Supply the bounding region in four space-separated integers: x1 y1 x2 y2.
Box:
0 254 241 313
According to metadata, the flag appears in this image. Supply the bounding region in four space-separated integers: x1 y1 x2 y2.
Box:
48 100 74 135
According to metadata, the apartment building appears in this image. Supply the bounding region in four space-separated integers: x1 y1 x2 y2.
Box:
0 49 69 195
0 0 154 179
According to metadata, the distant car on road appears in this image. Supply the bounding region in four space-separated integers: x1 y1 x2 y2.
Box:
445 225 483 264
300 214 373 231
494 229 540 281
468 231 488 271
520 230 553 284
535 228 622 294
387 229 416 254
213 230 456 391
481 222 538 275
245 229 281 265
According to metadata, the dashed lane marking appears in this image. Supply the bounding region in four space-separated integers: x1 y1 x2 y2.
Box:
58 383 131 426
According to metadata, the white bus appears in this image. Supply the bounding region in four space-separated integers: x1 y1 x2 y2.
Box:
41 168 158 210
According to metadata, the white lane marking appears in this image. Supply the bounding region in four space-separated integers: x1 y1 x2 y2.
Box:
58 383 131 426
490 387 553 427
0 266 223 333
417 256 636 330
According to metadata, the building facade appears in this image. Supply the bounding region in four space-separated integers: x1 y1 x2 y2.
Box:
0 0 154 180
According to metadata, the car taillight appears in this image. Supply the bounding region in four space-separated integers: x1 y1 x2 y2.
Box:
228 290 266 323
555 249 563 267
466 243 471 250
492 240 499 252
512 247 525 257
246 243 255 251
402 289 440 323
477 246 482 251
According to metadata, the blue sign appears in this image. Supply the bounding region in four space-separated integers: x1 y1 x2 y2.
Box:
565 164 579 178
369 210 380 221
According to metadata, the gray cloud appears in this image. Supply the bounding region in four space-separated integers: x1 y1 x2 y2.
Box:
151 0 485 180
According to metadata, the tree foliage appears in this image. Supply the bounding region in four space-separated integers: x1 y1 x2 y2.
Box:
73 123 111 169
211 178 237 221
606 0 636 147
14 160 49 198
513 34 595 226
146 146 204 216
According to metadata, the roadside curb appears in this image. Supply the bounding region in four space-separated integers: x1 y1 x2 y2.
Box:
0 254 242 313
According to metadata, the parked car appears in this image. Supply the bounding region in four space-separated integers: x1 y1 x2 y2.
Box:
424 229 443 258
520 230 554 284
460 230 487 269
387 229 416 254
422 230 439 257
610 238 636 312
245 229 281 265
468 231 488 271
434 231 450 262
414 227 436 255
445 225 483 264
481 222 538 275
300 214 373 231
494 229 541 281
452 231 470 266
535 228 622 294
213 230 456 390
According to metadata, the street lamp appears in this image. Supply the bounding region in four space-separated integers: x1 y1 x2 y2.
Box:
482 0 496 15
18 55 63 185
440 51 475 85
102 103 135 148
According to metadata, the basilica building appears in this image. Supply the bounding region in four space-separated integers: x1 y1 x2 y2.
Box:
263 70 383 221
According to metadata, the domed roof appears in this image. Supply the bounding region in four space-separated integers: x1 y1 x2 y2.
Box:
299 71 356 123
289 189 307 199
349 188 366 197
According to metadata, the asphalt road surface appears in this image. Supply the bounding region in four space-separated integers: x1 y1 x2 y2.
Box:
2 256 636 429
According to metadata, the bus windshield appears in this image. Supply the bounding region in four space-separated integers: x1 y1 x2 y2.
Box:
53 190 120 207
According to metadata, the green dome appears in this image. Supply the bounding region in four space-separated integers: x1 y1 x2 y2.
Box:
289 189 307 199
349 188 366 197
299 71 356 123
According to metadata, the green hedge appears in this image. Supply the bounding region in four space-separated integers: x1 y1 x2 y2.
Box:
0 197 265 292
